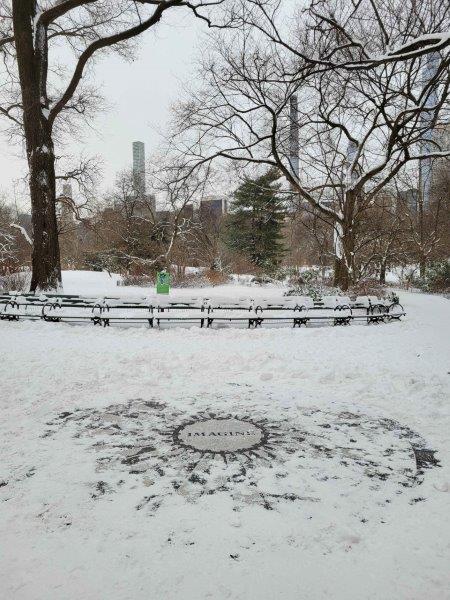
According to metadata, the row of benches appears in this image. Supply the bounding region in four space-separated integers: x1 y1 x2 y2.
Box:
0 294 405 328
0 292 388 310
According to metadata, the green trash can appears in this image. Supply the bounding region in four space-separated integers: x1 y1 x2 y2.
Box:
156 271 171 294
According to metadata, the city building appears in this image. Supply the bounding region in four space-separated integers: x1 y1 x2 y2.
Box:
132 196 157 217
180 203 194 221
132 141 146 198
57 182 75 223
62 183 72 199
289 93 299 184
130 141 156 214
199 197 228 222
398 188 419 214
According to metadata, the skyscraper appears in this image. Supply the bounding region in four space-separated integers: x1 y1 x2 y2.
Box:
132 141 146 197
59 182 74 222
420 53 439 207
200 197 228 222
289 94 299 183
62 183 72 199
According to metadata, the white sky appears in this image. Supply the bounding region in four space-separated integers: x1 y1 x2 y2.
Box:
0 10 203 208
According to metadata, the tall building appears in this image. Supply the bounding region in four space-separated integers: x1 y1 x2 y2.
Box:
427 122 450 206
200 197 228 222
420 53 439 207
345 139 361 190
132 141 146 197
289 94 299 183
180 203 194 222
132 195 157 217
398 188 419 214
62 183 72 199
57 182 74 223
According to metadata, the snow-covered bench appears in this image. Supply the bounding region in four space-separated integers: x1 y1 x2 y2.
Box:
0 293 406 328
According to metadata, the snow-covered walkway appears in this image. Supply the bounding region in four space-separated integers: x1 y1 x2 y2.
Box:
1 291 449 600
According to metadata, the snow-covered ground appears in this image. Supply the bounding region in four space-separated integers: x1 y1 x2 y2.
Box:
61 269 124 295
1 280 449 600
59 269 289 300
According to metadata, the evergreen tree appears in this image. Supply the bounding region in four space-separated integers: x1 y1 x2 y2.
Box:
225 169 285 271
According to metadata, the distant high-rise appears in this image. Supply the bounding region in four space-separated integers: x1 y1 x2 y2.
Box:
200 197 228 222
420 53 439 207
132 141 146 197
62 183 72 199
398 188 419 214
59 182 74 222
289 94 299 183
346 140 358 184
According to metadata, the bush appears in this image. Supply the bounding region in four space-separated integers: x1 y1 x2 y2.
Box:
271 266 298 282
386 290 400 304
416 260 450 293
83 250 123 273
119 274 154 287
250 274 276 285
0 270 31 293
118 268 230 289
171 270 230 288
284 268 339 300
347 279 387 300
393 265 419 289
204 269 230 286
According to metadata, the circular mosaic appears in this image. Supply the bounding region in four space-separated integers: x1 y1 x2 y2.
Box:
175 417 266 453
42 399 440 516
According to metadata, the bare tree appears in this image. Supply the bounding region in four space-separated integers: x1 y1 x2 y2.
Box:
0 0 229 291
190 205 227 271
395 161 450 277
88 159 213 273
172 1 449 288
348 189 406 283
241 0 450 70
0 199 18 274
0 194 32 275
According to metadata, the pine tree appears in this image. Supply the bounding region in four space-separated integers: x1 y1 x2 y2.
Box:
225 168 285 272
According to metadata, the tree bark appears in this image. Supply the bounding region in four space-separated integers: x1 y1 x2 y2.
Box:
419 256 426 278
333 245 353 290
332 197 356 291
12 0 61 291
379 261 386 284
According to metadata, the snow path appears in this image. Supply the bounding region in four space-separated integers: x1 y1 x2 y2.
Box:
0 291 449 600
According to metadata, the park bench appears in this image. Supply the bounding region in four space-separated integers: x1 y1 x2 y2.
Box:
0 292 405 328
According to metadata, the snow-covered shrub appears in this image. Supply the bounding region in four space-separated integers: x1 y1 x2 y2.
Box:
394 265 419 289
0 269 31 293
284 268 339 300
347 279 387 300
271 266 298 282
386 290 400 304
119 274 154 287
84 250 124 274
171 270 228 288
416 260 450 293
250 274 276 285
118 269 229 288
204 269 230 286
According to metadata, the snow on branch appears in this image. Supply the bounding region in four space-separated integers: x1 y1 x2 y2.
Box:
10 223 33 246
370 32 450 65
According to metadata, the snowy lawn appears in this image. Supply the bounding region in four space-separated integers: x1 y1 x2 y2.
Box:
1 290 449 600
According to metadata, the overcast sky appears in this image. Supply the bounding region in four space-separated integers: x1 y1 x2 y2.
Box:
0 10 203 207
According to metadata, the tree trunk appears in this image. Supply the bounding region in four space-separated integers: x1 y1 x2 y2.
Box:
333 190 359 291
332 216 355 291
28 122 61 291
379 261 386 284
419 256 426 279
12 0 61 292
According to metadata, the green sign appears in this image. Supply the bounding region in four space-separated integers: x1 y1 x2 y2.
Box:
156 271 170 294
